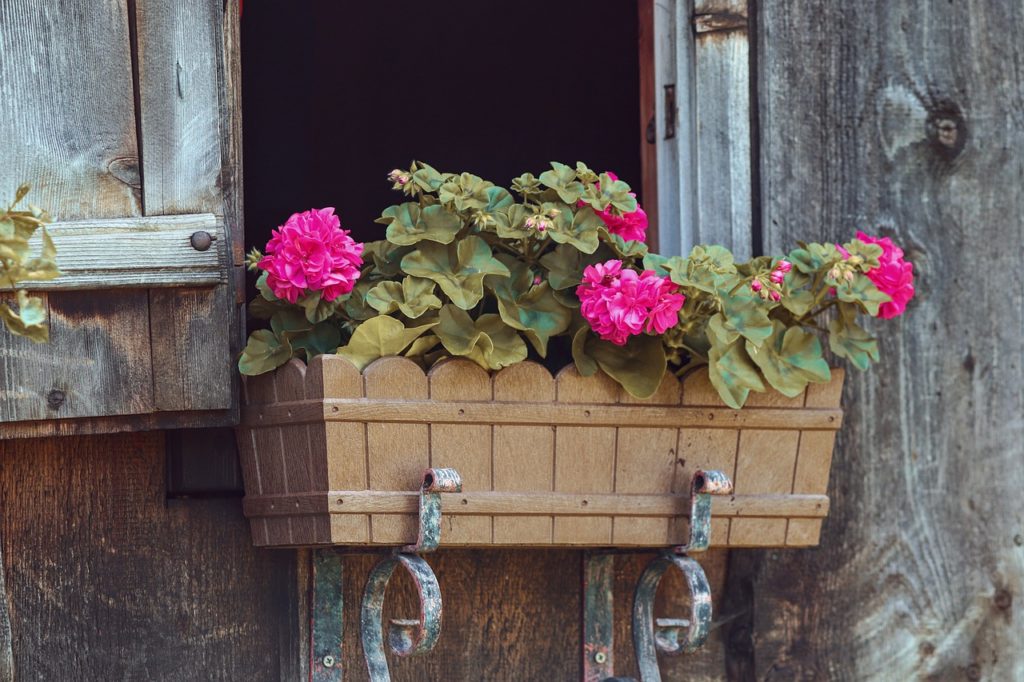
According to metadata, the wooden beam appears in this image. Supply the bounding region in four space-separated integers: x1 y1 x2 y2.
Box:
10 213 225 290
243 399 843 431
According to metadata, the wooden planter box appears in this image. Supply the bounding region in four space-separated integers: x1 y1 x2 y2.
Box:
238 356 844 549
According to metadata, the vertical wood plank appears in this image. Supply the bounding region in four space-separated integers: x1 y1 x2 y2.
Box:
428 360 493 545
613 373 681 545
492 362 555 545
237 373 273 545
245 369 289 546
553 367 617 545
364 357 428 545
305 355 368 544
728 429 800 546
0 1 152 424
135 0 236 416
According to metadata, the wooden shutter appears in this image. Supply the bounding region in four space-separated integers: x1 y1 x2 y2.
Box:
643 0 754 259
0 0 243 437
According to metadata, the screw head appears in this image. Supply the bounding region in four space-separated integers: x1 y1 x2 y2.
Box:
322 655 335 668
593 651 607 665
190 230 215 251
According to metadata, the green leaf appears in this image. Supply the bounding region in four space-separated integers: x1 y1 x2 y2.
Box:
379 202 462 246
362 240 412 277
239 329 293 375
289 322 343 358
828 308 880 371
842 238 883 270
600 230 647 259
401 235 510 310
490 259 572 356
547 205 601 254
438 172 493 211
708 337 765 408
256 271 277 301
834 274 890 316
571 324 598 376
588 333 667 399
344 281 378 321
540 243 589 290
495 204 532 240
0 291 48 342
746 320 831 397
719 290 774 346
434 305 527 370
404 333 441 358
366 276 443 319
779 287 816 317
410 162 445 193
297 291 341 324
787 242 841 274
538 162 585 204
642 253 673 277
336 316 437 370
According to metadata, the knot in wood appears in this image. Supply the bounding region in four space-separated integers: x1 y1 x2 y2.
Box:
925 102 967 160
994 588 1013 610
46 389 65 410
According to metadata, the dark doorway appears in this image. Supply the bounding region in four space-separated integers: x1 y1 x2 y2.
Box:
241 0 642 251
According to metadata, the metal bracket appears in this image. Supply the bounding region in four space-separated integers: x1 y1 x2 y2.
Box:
309 468 462 681
581 470 734 682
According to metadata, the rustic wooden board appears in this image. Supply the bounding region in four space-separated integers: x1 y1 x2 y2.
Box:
240 358 843 548
0 432 298 680
745 0 1024 679
12 214 225 290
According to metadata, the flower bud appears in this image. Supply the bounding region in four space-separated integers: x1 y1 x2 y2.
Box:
750 279 763 292
776 260 793 272
828 267 841 280
770 290 781 302
770 271 785 284
525 217 536 229
844 270 855 282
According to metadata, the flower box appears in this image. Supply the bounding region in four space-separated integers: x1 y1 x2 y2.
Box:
237 355 844 549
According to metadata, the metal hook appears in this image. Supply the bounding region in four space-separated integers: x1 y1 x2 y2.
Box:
675 469 733 555
404 467 462 553
361 553 444 681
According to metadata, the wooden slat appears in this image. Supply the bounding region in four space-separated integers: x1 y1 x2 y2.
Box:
0 1 140 219
363 357 428 544
553 367 616 544
613 373 681 544
305 355 368 543
276 360 326 545
246 398 843 431
244 492 830 520
10 214 225 290
134 0 223 216
693 0 753 258
728 429 800 546
492 362 555 544
428 360 493 544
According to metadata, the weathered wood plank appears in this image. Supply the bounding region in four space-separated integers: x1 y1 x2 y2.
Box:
0 432 298 680
747 0 1024 679
8 214 225 290
0 1 140 218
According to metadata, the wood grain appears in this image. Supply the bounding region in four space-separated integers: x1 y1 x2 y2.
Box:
9 214 225 290
745 1 1024 678
0 432 297 680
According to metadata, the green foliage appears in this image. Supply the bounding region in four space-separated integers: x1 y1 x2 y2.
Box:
240 161 901 408
0 184 58 343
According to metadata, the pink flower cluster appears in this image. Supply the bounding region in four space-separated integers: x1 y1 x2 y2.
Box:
258 207 364 304
854 231 914 319
592 171 649 243
576 260 685 345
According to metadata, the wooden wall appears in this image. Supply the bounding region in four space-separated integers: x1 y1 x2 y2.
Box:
1 0 1021 680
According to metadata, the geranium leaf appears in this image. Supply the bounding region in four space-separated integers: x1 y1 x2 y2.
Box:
401 235 510 310
435 305 527 370
366 276 442 319
587 333 666 399
239 329 292 375
834 274 890 316
746 320 831 397
380 202 462 246
828 309 880 370
547 205 601 254
708 337 765 408
336 315 437 370
538 162 585 204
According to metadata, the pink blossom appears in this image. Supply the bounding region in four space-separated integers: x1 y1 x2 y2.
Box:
750 279 763 292
854 231 915 319
775 260 792 273
584 171 650 243
576 260 685 345
258 207 363 304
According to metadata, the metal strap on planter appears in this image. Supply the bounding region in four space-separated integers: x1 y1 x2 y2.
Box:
582 469 734 682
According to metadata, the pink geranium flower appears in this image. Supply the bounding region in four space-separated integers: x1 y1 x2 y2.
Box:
258 207 363 304
584 171 650 243
854 231 915 319
577 260 685 345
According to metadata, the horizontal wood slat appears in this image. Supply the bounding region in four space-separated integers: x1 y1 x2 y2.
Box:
12 213 225 290
244 491 830 519
236 357 845 548
244 399 842 431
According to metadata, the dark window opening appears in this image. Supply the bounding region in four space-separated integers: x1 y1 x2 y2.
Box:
241 0 642 251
